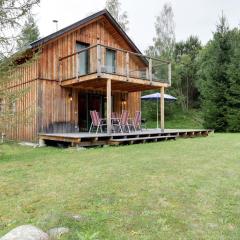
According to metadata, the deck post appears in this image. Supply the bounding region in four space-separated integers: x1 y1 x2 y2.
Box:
126 52 129 81
107 79 112 134
97 44 102 77
76 53 79 80
160 86 164 132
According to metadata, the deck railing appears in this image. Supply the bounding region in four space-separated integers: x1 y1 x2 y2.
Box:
58 44 171 85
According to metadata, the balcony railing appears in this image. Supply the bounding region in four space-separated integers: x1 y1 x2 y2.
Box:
58 44 171 85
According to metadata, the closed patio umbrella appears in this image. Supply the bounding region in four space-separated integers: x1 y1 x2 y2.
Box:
141 92 177 128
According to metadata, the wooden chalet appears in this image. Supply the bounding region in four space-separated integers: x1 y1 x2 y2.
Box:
1 9 211 145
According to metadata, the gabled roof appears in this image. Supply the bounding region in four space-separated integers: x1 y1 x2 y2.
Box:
30 9 142 55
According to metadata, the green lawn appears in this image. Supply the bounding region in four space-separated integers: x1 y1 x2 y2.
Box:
1 134 240 239
146 109 204 129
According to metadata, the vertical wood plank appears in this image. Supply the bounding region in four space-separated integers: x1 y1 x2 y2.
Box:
107 79 111 134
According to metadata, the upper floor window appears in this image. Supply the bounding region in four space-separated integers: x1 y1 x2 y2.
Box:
105 49 116 74
76 42 89 76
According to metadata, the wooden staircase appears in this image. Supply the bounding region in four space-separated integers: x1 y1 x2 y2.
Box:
109 133 177 145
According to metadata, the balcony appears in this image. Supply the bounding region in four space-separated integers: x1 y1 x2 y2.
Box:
58 44 171 91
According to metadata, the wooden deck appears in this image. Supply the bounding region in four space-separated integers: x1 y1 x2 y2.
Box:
39 129 213 147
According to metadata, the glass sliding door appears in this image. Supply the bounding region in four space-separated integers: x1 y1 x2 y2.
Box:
76 42 89 76
78 92 105 132
105 48 116 74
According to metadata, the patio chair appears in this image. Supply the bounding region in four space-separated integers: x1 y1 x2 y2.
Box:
89 110 107 133
111 112 119 119
111 112 119 133
113 110 130 133
129 111 142 131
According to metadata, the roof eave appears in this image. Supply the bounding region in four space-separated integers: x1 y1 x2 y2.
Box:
30 9 143 55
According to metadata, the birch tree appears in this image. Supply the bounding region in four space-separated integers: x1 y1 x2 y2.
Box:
106 0 129 32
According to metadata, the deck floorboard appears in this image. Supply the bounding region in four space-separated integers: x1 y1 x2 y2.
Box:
38 129 213 147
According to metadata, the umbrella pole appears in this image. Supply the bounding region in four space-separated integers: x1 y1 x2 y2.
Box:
157 98 159 128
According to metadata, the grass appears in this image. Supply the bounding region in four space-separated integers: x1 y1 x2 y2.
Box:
1 133 240 239
146 109 204 129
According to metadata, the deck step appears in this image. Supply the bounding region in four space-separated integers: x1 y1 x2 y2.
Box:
109 135 177 144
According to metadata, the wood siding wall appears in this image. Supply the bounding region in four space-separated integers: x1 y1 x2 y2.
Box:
3 60 39 142
4 16 142 142
39 17 145 81
37 16 141 138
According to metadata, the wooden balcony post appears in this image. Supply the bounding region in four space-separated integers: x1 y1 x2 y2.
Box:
160 86 165 132
168 62 172 86
149 58 152 84
76 53 79 80
97 44 102 77
107 79 112 134
126 52 129 81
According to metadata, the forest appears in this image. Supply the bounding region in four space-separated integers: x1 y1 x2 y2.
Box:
140 3 240 132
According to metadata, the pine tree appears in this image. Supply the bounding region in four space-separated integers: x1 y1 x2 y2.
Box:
226 29 240 131
106 0 129 32
17 15 40 51
198 15 232 131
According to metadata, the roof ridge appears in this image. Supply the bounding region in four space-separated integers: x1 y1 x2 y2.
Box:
30 9 142 55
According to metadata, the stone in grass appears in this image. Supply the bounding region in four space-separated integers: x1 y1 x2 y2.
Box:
47 227 69 240
71 215 86 222
0 225 49 240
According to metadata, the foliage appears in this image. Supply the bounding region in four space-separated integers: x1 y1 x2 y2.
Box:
0 55 38 135
225 29 240 131
105 0 129 32
1 134 240 239
145 108 203 129
143 3 176 124
172 36 202 110
0 0 39 135
17 15 40 51
146 2 175 58
198 15 233 131
0 0 40 56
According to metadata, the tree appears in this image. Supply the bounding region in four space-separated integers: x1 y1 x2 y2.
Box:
226 29 240 132
0 0 40 57
0 0 40 138
146 2 175 58
106 0 129 32
17 15 40 51
198 15 232 131
173 36 202 110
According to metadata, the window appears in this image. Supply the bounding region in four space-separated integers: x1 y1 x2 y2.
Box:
105 49 116 74
76 42 89 76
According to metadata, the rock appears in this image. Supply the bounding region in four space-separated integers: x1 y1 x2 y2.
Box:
19 142 39 148
72 215 84 222
0 225 49 240
47 227 69 239
71 214 86 222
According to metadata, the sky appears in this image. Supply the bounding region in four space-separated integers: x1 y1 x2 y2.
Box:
34 0 240 52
